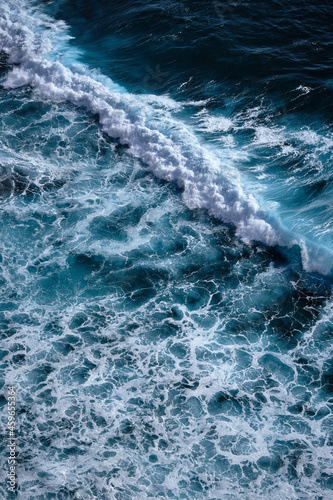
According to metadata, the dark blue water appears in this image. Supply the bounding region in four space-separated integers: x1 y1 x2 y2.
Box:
0 0 333 498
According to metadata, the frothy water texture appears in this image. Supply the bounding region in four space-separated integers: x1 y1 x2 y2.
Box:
0 0 333 498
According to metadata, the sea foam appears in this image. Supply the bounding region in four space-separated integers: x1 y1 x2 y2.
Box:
1 0 332 275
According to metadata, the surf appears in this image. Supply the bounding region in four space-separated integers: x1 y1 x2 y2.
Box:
1 0 332 275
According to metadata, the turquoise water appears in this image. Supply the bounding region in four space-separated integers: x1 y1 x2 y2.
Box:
0 1 333 498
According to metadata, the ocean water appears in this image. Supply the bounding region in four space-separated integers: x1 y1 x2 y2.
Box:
0 0 333 498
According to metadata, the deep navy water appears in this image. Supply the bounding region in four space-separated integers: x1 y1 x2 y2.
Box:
0 0 333 498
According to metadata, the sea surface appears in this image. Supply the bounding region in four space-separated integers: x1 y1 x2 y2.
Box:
0 0 333 498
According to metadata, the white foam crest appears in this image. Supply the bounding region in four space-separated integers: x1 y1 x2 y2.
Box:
195 110 234 133
1 0 333 274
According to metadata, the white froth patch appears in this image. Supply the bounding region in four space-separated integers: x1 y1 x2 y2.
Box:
196 111 234 133
254 125 287 147
295 85 312 94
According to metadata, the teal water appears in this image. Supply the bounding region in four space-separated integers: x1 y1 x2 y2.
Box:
0 1 333 498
